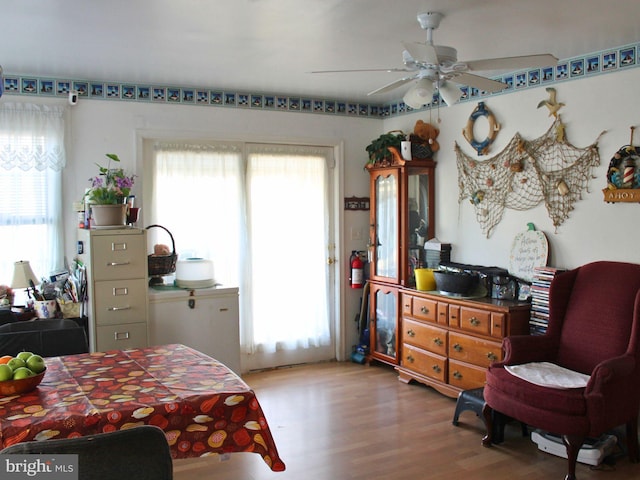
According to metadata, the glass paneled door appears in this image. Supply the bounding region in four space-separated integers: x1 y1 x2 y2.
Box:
369 168 399 283
245 144 336 370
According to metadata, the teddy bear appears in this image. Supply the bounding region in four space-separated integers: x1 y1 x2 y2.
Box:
411 120 440 153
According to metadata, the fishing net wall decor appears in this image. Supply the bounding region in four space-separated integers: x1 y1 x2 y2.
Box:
456 118 603 237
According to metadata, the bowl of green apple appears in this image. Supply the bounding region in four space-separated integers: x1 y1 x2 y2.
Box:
0 351 47 396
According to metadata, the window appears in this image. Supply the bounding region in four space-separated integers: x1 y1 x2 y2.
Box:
0 103 67 287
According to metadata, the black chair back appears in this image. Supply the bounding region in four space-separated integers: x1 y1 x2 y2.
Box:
0 425 173 480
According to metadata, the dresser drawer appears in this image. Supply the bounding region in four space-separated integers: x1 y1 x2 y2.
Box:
402 344 447 382
94 279 148 325
449 331 503 368
459 307 491 336
403 318 447 356
96 322 148 351
448 359 487 391
412 297 438 323
92 234 146 280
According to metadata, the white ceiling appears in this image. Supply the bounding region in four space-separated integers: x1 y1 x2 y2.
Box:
3 0 640 103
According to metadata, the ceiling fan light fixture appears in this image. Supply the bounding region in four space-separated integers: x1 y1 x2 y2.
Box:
438 81 463 106
403 78 434 109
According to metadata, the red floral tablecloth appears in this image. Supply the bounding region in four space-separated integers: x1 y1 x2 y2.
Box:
0 344 285 472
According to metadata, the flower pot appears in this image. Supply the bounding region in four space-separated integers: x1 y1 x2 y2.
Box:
91 204 127 227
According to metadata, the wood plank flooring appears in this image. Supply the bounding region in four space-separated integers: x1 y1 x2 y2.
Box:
174 361 638 480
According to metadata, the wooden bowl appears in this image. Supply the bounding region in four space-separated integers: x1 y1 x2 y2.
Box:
0 369 46 396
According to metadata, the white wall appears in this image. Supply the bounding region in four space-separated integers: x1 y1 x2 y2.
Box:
383 67 640 271
54 99 378 359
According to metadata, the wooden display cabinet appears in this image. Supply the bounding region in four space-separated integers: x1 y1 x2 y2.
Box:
366 153 436 367
366 150 531 393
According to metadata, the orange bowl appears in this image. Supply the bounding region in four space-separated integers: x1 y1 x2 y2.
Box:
0 369 46 396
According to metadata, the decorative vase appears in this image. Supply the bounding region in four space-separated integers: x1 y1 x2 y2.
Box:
91 204 127 227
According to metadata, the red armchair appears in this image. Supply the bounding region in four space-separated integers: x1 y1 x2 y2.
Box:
482 261 640 480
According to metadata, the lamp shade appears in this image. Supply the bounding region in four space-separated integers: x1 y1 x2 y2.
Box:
403 78 434 109
438 81 463 106
11 260 38 289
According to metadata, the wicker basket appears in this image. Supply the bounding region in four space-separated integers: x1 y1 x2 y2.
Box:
409 134 434 159
146 224 177 277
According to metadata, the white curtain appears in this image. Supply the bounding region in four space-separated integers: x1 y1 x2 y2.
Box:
151 142 333 363
246 144 332 354
150 142 246 285
0 102 67 284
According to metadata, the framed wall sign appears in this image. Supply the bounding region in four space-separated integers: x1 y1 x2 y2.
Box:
344 196 370 211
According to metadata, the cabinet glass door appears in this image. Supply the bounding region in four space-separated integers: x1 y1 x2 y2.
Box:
371 284 398 362
373 172 398 280
406 170 432 286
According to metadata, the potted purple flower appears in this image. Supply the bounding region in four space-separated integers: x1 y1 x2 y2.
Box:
86 154 135 226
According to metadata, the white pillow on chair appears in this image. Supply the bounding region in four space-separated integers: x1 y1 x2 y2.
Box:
505 362 590 389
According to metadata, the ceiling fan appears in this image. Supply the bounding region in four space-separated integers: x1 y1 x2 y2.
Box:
312 12 558 108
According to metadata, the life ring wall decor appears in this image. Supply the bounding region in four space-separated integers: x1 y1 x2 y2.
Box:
462 102 500 156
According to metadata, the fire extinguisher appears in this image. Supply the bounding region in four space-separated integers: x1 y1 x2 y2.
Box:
350 251 364 289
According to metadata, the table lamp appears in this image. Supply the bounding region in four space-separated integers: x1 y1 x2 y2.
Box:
11 260 39 308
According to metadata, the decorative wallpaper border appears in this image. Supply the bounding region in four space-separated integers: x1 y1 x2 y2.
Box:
2 42 637 119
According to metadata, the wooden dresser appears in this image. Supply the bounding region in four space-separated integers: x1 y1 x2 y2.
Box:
397 289 530 398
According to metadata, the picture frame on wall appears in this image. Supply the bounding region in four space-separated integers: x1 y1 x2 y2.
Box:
344 197 370 211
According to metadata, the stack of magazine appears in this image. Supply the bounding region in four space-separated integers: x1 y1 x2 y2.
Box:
530 267 565 335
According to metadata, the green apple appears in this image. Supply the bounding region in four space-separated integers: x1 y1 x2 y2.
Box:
0 364 13 382
26 354 46 374
7 357 26 371
12 367 35 380
16 351 33 362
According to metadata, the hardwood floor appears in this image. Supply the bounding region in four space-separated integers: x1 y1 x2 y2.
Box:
174 361 638 480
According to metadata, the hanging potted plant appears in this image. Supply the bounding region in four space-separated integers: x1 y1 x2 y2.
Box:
86 153 135 227
365 130 406 167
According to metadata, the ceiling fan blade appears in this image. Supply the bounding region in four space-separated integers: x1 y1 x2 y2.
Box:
448 72 507 93
402 42 439 64
464 54 558 72
310 67 412 74
367 76 417 95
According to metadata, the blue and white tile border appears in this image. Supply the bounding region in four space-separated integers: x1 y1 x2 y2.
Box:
2 43 638 119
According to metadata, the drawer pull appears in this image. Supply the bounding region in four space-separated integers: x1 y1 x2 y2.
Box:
487 352 498 361
432 365 441 373
107 261 131 267
433 337 443 346
406 329 416 338
420 306 429 314
452 371 463 380
469 317 481 326
114 331 130 340
107 306 132 312
111 242 128 251
406 354 415 363
453 343 463 352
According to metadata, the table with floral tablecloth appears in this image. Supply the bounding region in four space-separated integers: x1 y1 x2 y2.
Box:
0 343 285 472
